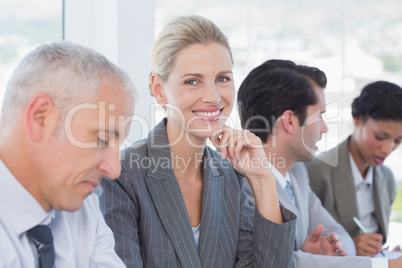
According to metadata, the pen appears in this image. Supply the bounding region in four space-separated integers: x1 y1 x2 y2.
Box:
353 217 385 257
353 217 368 233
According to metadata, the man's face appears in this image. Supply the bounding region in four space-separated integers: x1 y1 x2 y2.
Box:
36 82 134 212
294 83 328 161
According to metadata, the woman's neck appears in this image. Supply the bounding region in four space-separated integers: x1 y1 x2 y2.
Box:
348 136 370 177
166 120 206 180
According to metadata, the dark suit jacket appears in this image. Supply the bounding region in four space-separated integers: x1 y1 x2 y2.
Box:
98 119 297 268
305 137 396 243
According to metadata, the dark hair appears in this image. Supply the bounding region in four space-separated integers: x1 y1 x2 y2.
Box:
351 81 402 121
237 59 327 142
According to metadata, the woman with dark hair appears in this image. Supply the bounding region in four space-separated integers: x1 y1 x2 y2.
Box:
306 81 402 257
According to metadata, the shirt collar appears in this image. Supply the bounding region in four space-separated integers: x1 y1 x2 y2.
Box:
268 161 291 189
0 159 55 237
348 153 373 187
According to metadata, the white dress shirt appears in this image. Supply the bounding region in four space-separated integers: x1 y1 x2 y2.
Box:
0 159 125 268
348 154 388 267
349 153 379 233
271 165 291 190
270 165 296 204
191 224 201 249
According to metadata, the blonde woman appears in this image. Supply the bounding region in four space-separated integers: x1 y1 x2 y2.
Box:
98 16 296 267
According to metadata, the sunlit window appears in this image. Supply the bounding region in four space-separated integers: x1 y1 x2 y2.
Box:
0 0 62 115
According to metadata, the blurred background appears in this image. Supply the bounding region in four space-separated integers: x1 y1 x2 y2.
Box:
0 0 401 247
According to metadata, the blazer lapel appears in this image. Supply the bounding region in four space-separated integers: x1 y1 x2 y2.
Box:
372 167 388 239
289 164 310 250
332 138 360 237
198 148 224 267
144 120 201 268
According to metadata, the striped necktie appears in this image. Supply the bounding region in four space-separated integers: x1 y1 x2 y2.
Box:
27 225 55 268
284 181 296 206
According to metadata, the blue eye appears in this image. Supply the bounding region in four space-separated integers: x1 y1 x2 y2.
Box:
185 80 198 85
217 77 228 83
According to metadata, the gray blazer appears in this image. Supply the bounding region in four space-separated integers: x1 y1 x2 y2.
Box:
245 162 373 267
98 119 297 268
305 137 396 243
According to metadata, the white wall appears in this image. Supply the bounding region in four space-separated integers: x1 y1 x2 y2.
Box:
64 0 156 146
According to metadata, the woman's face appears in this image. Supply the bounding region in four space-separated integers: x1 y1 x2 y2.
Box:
153 42 235 141
353 116 402 166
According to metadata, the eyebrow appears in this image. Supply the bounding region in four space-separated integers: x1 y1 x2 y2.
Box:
217 70 233 75
179 70 233 79
375 130 402 139
180 73 204 79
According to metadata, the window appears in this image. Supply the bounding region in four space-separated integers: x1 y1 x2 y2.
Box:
0 0 62 115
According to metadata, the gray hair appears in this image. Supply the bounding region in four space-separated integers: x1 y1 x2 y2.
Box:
1 41 136 130
149 15 233 96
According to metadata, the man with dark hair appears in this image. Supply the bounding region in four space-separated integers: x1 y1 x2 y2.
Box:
238 59 402 267
238 59 325 144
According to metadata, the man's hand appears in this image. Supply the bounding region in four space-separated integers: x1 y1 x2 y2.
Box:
352 233 383 257
302 224 346 256
392 245 401 252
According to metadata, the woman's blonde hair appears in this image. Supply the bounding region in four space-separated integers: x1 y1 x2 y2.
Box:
149 15 232 96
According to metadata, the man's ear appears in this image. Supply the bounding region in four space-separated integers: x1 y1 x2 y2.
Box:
25 94 57 142
150 74 168 106
280 110 296 134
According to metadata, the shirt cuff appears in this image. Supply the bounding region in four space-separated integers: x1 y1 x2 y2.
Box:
371 258 388 268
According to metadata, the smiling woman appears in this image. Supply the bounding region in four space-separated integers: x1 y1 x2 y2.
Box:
98 15 297 268
152 42 235 142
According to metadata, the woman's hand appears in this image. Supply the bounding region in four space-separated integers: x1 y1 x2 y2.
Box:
209 126 272 181
210 126 283 223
